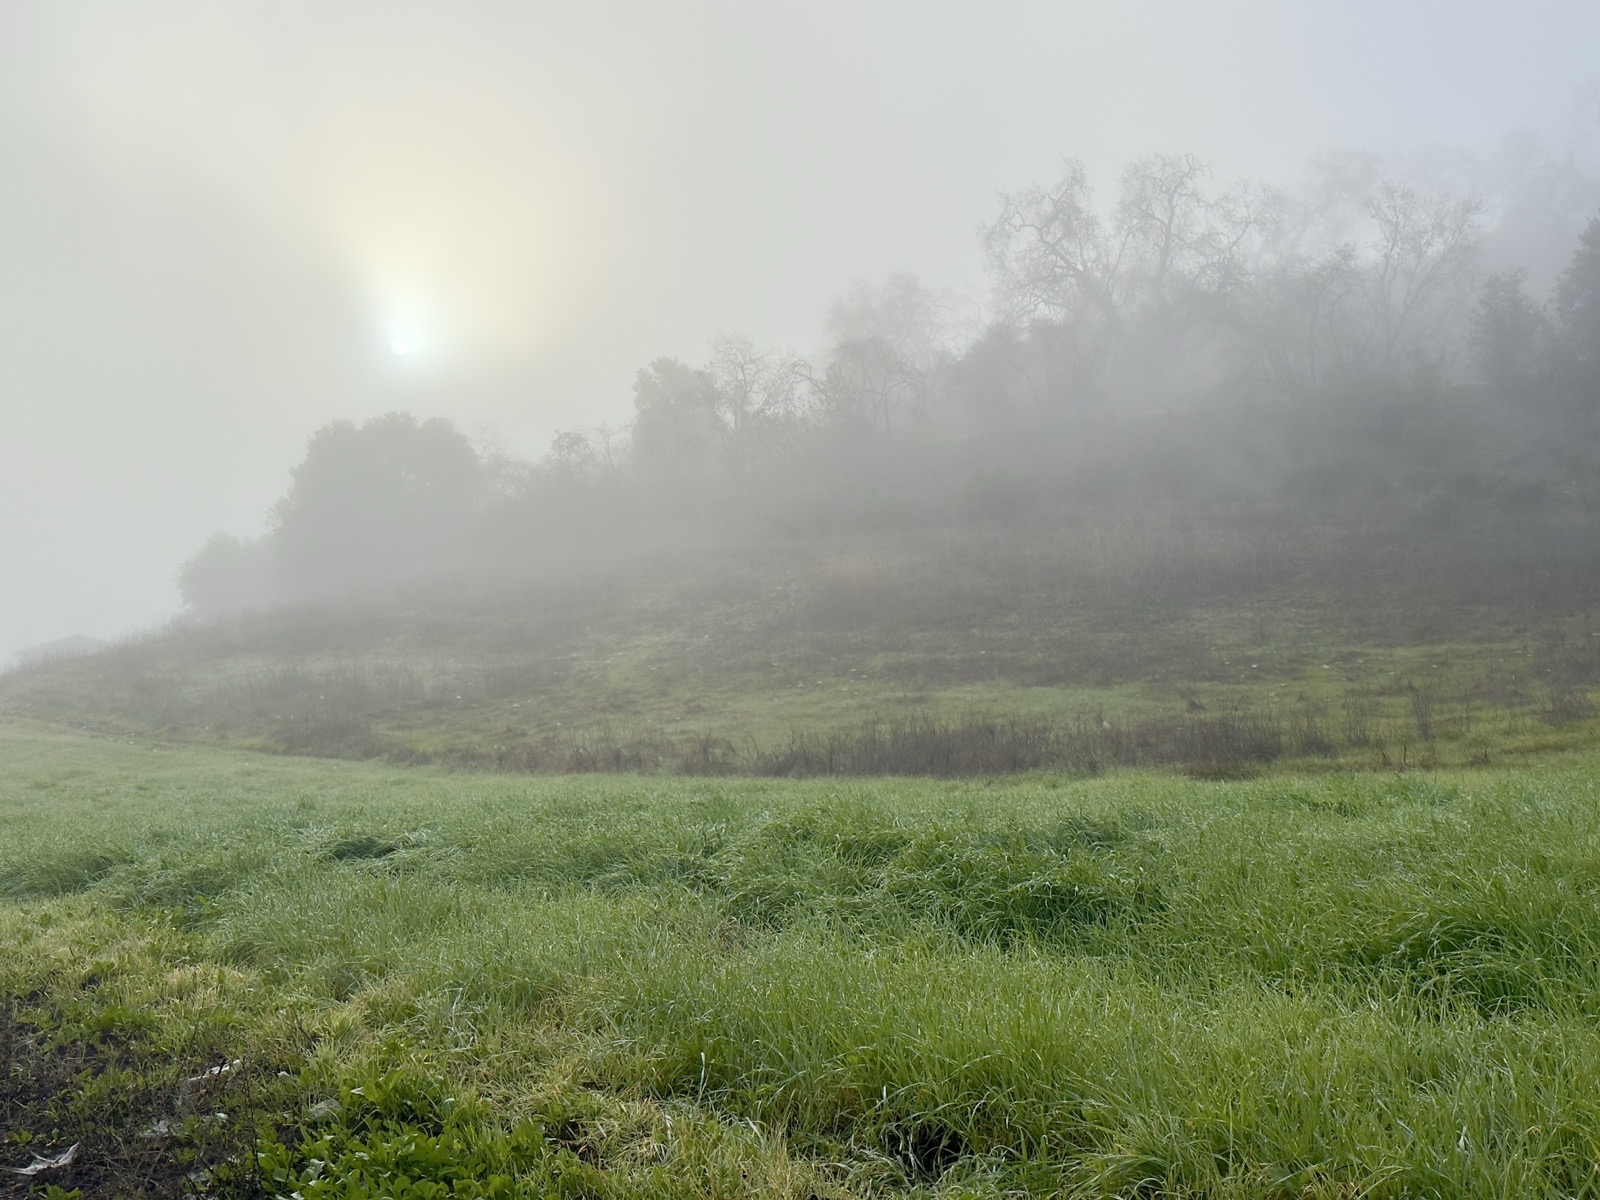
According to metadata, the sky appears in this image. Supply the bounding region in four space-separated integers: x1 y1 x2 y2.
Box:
3 0 1599 658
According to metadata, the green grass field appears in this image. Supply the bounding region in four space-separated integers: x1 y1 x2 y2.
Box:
6 718 1600 1197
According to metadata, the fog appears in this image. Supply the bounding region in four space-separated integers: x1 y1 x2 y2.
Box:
4 1 1600 658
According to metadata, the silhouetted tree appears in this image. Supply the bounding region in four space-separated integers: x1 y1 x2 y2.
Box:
632 341 806 486
271 413 482 598
1553 215 1600 410
1470 269 1548 395
630 357 722 484
177 532 273 616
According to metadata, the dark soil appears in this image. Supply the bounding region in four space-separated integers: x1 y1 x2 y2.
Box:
0 1001 262 1199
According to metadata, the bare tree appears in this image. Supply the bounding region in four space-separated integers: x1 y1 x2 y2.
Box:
1360 182 1485 377
983 155 1278 392
807 274 952 443
544 426 626 481
982 159 1125 334
1223 245 1361 397
705 333 807 469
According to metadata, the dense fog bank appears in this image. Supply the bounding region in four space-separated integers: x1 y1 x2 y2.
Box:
178 153 1600 619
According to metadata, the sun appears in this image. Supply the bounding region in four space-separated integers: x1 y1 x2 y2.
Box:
390 335 414 357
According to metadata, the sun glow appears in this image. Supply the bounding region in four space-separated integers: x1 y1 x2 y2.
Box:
386 315 426 361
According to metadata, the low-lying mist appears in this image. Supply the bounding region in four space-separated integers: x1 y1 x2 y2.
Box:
170 152 1600 623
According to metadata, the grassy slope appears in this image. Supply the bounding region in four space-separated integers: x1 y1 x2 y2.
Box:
6 720 1600 1196
5 530 1600 774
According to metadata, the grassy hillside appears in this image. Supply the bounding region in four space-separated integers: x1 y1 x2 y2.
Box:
7 527 1600 777
6 721 1600 1196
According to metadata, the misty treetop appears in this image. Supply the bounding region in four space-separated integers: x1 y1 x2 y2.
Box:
179 154 1600 617
1555 215 1600 389
181 414 485 612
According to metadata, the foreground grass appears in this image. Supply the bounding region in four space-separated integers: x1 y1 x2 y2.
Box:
5 720 1600 1196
